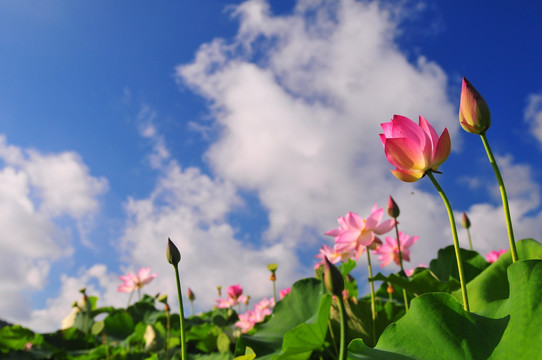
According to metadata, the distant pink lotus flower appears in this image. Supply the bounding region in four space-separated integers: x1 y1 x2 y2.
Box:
216 284 248 309
486 249 507 263
325 204 395 260
117 267 157 293
380 115 451 182
405 263 427 277
374 232 419 268
314 244 356 269
279 287 291 299
235 297 275 333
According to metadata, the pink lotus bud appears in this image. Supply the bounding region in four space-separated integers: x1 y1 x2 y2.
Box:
187 288 195 302
459 77 491 134
387 196 400 218
461 212 471 229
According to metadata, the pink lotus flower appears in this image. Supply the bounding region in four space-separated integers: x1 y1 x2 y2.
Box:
314 244 356 269
279 287 291 299
325 204 395 260
486 249 507 263
380 115 451 182
117 267 157 293
405 263 427 277
215 284 248 309
374 232 418 268
234 297 275 333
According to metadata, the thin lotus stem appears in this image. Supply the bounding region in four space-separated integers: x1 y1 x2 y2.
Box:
466 228 473 251
127 291 133 308
337 296 347 360
480 133 518 262
173 265 187 360
272 280 277 303
393 222 409 312
190 301 194 317
427 171 469 311
366 249 377 345
165 307 170 354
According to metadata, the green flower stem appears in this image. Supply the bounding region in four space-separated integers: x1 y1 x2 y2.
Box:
393 222 409 312
272 279 277 303
466 228 473 251
173 264 187 360
366 249 377 345
337 296 347 360
427 171 469 311
480 133 518 262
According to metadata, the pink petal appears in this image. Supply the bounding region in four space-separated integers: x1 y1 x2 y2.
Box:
390 115 427 146
384 138 428 171
391 169 425 182
345 212 364 230
418 116 439 153
365 207 383 229
335 230 361 245
374 218 395 234
432 128 451 168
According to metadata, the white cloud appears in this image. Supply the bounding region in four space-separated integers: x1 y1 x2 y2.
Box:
525 93 542 144
176 0 459 257
0 135 108 329
119 160 303 313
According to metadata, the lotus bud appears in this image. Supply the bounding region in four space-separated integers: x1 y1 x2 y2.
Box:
187 288 195 302
323 257 344 297
461 212 471 229
459 77 491 134
387 283 394 294
217 286 222 297
166 238 181 266
387 196 400 219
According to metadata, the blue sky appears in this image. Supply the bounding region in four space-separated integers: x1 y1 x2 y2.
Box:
1 0 542 331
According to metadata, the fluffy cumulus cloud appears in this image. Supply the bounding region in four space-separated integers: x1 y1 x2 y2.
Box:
176 0 459 265
118 109 303 313
0 135 107 328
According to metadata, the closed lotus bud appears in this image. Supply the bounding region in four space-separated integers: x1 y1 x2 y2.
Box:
459 77 491 134
323 257 344 297
461 212 471 229
166 238 181 266
187 288 195 302
387 196 400 218
217 286 222 297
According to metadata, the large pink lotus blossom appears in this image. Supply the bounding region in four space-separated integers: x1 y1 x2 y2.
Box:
325 205 395 260
374 232 418 268
235 297 275 333
117 267 157 293
215 284 248 309
314 244 356 269
380 115 451 182
486 249 507 263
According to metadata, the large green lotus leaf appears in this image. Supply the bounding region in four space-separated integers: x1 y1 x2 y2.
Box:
234 278 325 360
372 269 459 297
430 246 489 283
277 294 331 360
455 238 542 312
103 311 135 340
348 258 542 359
347 293 508 360
486 259 542 359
